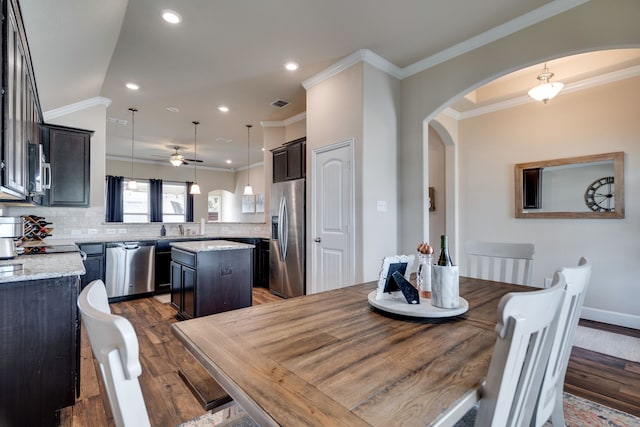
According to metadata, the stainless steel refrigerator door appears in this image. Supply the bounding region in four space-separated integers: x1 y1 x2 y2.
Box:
269 179 305 297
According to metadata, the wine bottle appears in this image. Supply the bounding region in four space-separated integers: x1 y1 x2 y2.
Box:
437 234 453 266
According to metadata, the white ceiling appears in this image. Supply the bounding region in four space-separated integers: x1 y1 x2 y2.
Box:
17 0 640 170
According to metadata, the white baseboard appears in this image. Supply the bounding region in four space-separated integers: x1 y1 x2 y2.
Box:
581 306 640 330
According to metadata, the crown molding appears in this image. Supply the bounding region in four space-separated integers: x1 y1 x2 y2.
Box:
302 0 588 89
106 155 236 173
401 0 590 79
284 112 307 126
43 96 112 121
261 112 306 128
302 49 402 90
453 64 640 120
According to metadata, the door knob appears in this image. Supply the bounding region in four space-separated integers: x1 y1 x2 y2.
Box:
314 237 321 243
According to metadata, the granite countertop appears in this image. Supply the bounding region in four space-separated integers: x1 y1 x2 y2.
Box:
0 252 85 283
170 239 255 253
38 234 269 245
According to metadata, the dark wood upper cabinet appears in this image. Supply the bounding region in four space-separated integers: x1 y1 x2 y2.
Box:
41 124 93 207
271 137 306 183
0 0 43 201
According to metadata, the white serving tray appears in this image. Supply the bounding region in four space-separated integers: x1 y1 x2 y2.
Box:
367 290 469 318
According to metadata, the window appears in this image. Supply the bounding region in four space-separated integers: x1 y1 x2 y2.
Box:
163 182 186 223
123 180 149 223
119 179 187 223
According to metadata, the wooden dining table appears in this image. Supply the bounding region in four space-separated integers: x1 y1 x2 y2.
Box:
172 277 532 426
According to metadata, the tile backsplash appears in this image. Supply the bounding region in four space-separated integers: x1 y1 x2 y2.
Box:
4 206 269 241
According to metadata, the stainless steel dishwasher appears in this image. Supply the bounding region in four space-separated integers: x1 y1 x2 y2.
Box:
105 241 156 299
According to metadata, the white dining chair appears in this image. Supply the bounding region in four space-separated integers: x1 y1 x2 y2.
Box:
78 280 151 427
78 280 257 427
464 241 535 285
472 281 565 426
532 257 591 426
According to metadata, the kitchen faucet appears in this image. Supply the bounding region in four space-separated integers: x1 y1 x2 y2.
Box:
178 224 184 236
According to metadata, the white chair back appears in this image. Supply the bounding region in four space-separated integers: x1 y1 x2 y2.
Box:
533 257 591 426
475 282 565 426
77 280 151 427
465 241 535 285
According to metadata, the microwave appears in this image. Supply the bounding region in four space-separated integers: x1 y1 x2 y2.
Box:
28 143 51 196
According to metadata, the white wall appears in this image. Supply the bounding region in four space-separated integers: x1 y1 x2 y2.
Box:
458 77 640 327
428 126 445 244
306 62 364 282
399 0 640 257
361 63 401 281
394 0 640 327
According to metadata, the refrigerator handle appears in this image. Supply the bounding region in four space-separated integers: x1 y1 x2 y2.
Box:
278 196 287 261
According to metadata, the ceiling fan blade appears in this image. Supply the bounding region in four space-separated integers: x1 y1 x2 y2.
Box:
184 158 204 163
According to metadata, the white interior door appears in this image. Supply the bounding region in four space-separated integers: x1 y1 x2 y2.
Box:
311 140 354 294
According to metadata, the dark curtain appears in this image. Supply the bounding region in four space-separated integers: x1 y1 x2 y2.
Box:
105 175 124 222
149 179 163 222
186 181 194 222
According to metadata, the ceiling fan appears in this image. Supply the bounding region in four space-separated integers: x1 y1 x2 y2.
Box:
154 146 203 166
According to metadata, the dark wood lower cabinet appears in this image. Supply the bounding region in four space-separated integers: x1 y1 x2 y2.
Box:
171 247 252 319
0 275 80 427
78 243 105 290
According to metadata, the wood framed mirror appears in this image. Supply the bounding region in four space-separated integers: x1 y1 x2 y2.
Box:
515 152 625 219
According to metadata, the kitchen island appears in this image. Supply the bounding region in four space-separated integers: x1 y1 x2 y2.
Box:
0 251 85 426
170 240 254 319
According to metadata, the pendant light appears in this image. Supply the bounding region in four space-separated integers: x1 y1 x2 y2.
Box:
243 124 253 196
528 63 564 104
190 121 201 195
127 108 138 190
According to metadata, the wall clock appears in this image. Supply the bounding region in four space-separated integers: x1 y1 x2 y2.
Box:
584 176 615 212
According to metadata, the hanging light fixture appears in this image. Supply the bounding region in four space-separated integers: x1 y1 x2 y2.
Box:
528 63 564 104
190 121 201 195
127 108 138 190
243 124 254 196
169 146 185 167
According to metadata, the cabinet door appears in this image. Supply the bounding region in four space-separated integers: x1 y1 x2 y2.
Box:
81 256 105 290
182 266 196 319
285 140 303 180
0 276 79 426
217 250 252 313
170 261 182 311
272 149 287 183
1 4 28 198
42 125 92 207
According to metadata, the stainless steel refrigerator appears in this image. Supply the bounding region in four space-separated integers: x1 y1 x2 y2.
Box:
270 178 305 297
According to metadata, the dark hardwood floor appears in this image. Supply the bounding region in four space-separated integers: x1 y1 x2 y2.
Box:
563 320 640 417
61 290 640 426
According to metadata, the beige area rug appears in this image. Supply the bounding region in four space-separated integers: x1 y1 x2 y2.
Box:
455 392 640 427
153 294 171 304
573 325 640 363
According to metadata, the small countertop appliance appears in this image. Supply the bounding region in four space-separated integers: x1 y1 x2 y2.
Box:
0 217 23 259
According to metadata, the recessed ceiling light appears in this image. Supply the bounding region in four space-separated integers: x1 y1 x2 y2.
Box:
284 62 299 71
162 10 182 24
218 106 229 112
166 106 180 112
126 83 139 90
226 160 232 164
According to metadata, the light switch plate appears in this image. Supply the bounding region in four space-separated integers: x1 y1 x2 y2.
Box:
377 200 387 212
